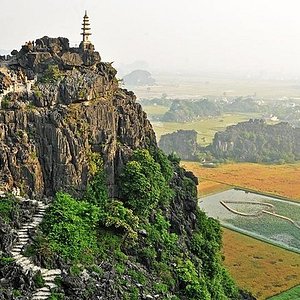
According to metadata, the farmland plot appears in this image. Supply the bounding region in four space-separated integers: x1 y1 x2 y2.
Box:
199 189 300 253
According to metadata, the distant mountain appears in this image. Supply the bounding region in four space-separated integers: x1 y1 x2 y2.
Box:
116 60 149 76
123 69 156 86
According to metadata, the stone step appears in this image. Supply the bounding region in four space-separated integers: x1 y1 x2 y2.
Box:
32 292 51 298
17 234 28 238
12 245 23 249
35 213 45 217
38 204 47 208
41 269 61 276
45 282 56 289
11 247 22 252
32 265 41 272
18 236 29 242
18 229 29 232
18 230 29 234
33 291 51 297
33 218 43 223
17 238 28 242
32 296 50 300
43 275 57 281
36 287 51 292
16 240 28 246
16 256 30 264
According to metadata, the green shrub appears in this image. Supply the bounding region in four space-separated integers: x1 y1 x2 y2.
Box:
101 199 139 242
120 149 173 215
41 192 100 263
1 94 11 109
0 195 18 223
0 255 15 266
176 259 210 300
33 272 45 288
154 282 168 294
38 65 63 84
49 293 65 300
85 153 109 206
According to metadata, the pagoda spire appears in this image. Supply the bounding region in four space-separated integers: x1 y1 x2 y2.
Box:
80 10 92 50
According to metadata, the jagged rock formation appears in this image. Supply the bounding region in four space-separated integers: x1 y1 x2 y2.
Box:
210 119 300 163
0 36 155 198
159 130 199 160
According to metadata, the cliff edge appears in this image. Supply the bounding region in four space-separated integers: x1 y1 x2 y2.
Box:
0 36 155 198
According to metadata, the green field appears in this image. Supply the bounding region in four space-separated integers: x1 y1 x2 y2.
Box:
147 112 261 145
142 105 169 116
268 285 300 300
199 189 300 253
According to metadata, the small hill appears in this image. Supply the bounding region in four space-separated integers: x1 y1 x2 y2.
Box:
159 130 199 160
210 119 300 163
122 69 155 86
162 99 221 122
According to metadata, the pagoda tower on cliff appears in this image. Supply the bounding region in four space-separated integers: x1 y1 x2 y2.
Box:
80 11 93 50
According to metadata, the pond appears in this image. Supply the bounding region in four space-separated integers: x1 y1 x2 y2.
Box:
199 189 300 253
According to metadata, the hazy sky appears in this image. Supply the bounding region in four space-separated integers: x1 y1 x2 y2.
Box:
2 0 300 75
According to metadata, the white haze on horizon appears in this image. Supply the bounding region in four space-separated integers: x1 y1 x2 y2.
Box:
1 0 300 78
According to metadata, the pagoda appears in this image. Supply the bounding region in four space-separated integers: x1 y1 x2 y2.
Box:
80 11 93 50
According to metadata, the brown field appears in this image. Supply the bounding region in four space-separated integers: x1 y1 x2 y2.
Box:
182 161 300 201
197 180 230 196
222 228 300 299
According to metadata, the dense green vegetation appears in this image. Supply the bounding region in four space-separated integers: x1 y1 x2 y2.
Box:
0 195 20 223
211 119 300 163
28 149 239 299
162 99 221 122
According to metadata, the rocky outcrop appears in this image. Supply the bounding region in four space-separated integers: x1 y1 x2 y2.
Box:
210 119 300 163
0 37 156 198
159 130 199 160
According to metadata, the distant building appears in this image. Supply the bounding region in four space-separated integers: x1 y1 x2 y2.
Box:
80 11 94 51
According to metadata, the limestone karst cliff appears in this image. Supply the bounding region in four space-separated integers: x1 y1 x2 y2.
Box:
0 37 255 300
0 36 155 198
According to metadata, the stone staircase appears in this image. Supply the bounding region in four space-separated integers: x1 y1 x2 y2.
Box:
8 195 61 300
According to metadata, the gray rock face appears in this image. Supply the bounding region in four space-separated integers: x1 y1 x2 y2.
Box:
159 129 199 160
0 37 156 198
0 90 155 198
